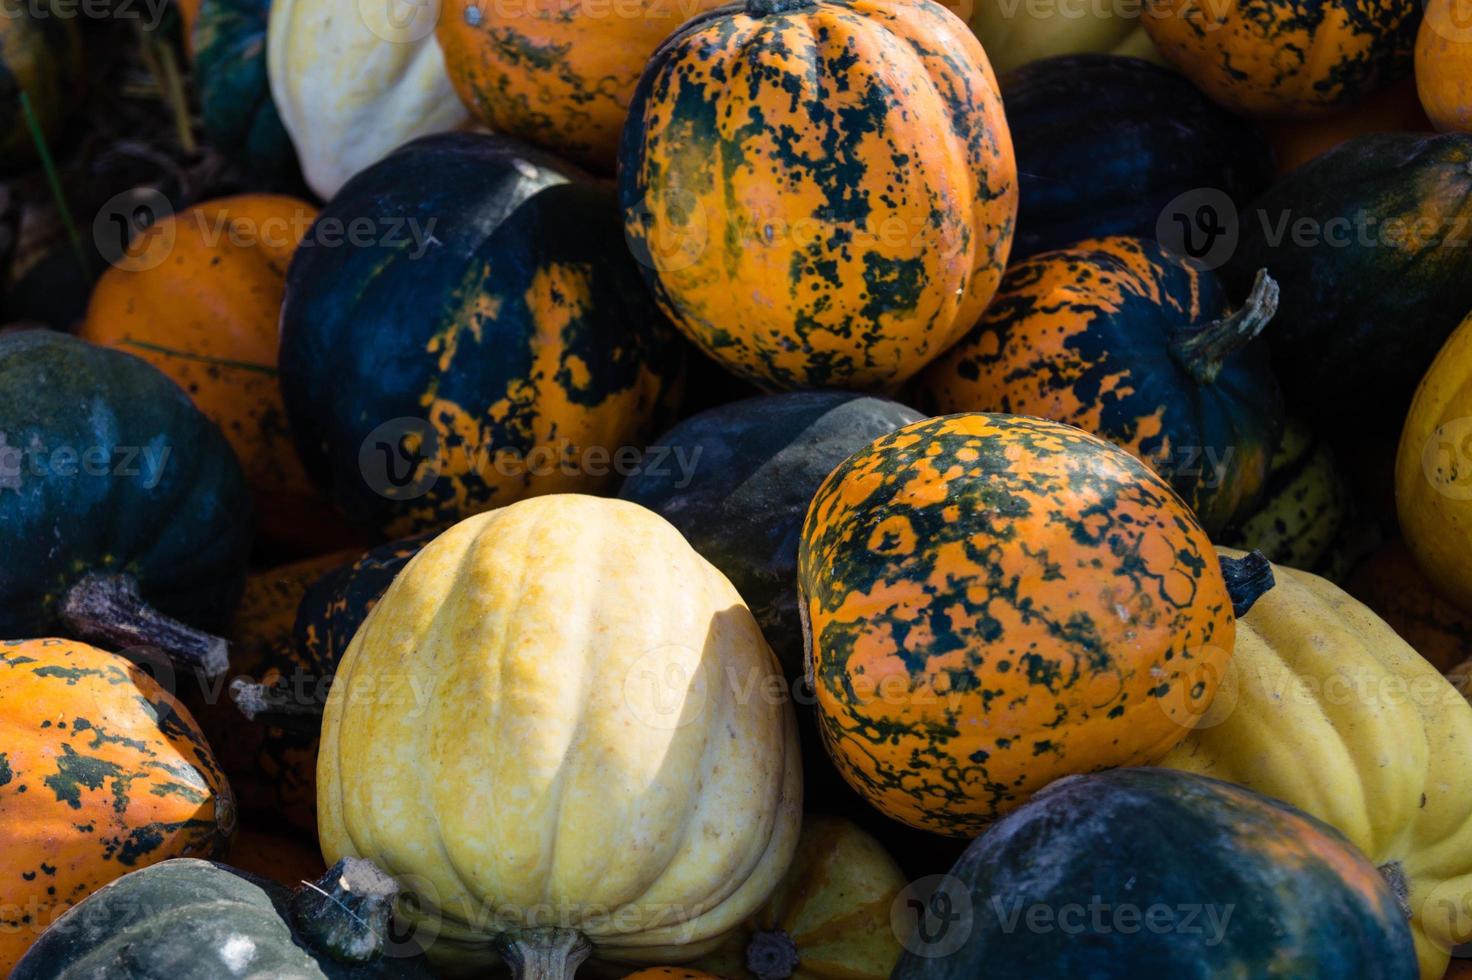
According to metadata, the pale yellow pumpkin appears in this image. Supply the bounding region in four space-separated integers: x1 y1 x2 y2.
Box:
963 0 1162 74
1397 311 1472 615
1160 551 1472 979
317 494 803 978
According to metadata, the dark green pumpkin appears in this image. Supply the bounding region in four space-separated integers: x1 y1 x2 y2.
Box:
1001 54 1274 259
11 857 432 979
191 0 299 185
0 331 252 675
619 390 923 679
1224 132 1472 433
279 132 687 539
0 1 84 172
915 236 1284 534
892 768 1417 979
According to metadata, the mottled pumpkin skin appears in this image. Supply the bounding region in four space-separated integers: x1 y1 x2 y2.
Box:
192 0 298 183
436 0 725 171
1348 539 1472 673
1226 133 1472 433
891 769 1418 979
915 237 1283 535
0 331 252 639
0 639 235 974
80 195 350 554
798 414 1235 834
0 2 83 171
619 0 1016 391
1001 55 1274 258
280 133 686 538
1144 0 1418 118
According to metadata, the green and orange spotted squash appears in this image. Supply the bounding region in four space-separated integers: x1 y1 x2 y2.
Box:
0 638 235 974
618 0 1017 391
798 414 1270 835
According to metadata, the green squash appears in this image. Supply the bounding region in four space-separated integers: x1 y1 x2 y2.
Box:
0 331 253 676
892 768 1417 979
11 857 433 978
0 0 83 172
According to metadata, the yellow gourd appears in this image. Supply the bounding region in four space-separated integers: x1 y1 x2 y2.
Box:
317 495 803 978
1160 551 1472 979
1397 311 1472 615
964 0 1162 74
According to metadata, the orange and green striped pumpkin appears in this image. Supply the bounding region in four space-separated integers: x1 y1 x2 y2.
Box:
797 413 1256 835
619 0 1016 391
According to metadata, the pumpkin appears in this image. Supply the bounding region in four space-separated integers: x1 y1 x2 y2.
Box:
891 768 1418 979
317 494 802 977
964 0 1160 74
1224 132 1472 433
79 194 355 555
797 413 1270 835
1416 0 1472 133
619 391 924 680
280 133 686 539
11 857 433 979
1143 0 1418 118
1223 417 1354 577
266 0 469 199
1160 551 1472 979
624 972 724 980
225 827 327 888
436 0 724 171
619 0 1017 391
0 330 251 676
0 1 83 172
914 237 1283 535
1000 55 1275 258
692 815 905 980
191 0 298 184
0 638 235 974
1264 77 1431 173
1348 539 1472 672
1397 309 1472 614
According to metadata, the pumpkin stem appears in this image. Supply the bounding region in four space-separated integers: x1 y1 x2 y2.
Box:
495 928 592 980
292 857 401 964
229 675 326 735
1169 269 1278 386
1219 550 1274 618
746 0 816 14
60 572 229 676
1377 861 1412 920
747 929 801 980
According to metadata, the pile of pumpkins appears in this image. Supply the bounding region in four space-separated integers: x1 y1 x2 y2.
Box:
7 0 1472 977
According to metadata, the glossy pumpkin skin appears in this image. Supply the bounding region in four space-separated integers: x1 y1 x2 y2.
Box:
10 858 434 979
1397 310 1472 613
436 0 724 171
1348 538 1472 672
79 195 349 554
0 330 252 640
1226 133 1472 432
267 0 468 199
1162 552 1472 979
192 0 298 184
1000 55 1275 258
620 0 1017 391
619 391 923 679
915 237 1283 535
965 0 1160 73
280 134 686 539
798 414 1235 835
692 815 905 980
0 639 235 974
318 495 802 973
1143 0 1418 118
0 2 83 171
892 768 1418 979
1416 0 1472 133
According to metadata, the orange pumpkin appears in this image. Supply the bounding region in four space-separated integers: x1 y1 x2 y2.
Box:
623 971 726 980
1416 0 1472 132
225 827 328 888
79 194 356 555
435 0 724 171
1346 538 1472 673
1143 0 1418 118
0 638 235 973
1265 77 1432 173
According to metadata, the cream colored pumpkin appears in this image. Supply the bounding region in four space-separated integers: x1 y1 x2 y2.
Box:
266 0 469 199
317 494 803 978
1160 551 1472 979
963 0 1162 74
